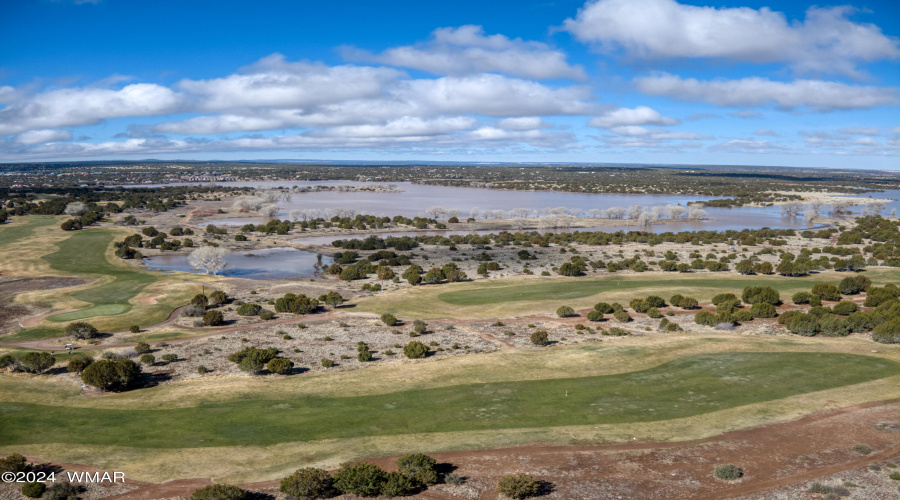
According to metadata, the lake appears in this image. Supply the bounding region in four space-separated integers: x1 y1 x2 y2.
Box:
144 247 333 280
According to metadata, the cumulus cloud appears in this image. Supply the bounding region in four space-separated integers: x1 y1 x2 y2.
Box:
496 117 548 130
563 0 900 77
588 106 679 128
177 54 403 112
344 25 585 80
0 83 181 135
635 74 899 111
15 129 73 144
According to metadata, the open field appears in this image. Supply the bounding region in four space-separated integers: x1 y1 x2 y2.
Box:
357 269 900 319
2 335 900 483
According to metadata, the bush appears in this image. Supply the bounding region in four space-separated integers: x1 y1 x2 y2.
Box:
140 354 155 365
0 453 28 473
556 305 576 318
789 314 819 336
713 464 743 480
445 472 464 486
852 444 872 455
228 346 279 373
403 340 428 359
397 453 438 485
333 463 387 497
711 293 738 305
646 307 661 318
42 482 81 500
749 302 777 318
280 467 333 499
67 354 94 373
21 351 55 373
209 291 228 305
191 293 209 308
497 473 541 499
381 313 399 326
811 283 842 302
792 291 812 304
890 471 900 480
181 304 204 317
274 293 321 315
321 358 335 368
872 318 900 344
197 365 208 374
677 296 699 309
742 286 780 305
81 358 142 391
21 481 45 498
267 358 294 374
613 310 632 322
670 294 684 306
593 302 614 314
236 303 262 316
530 330 549 346
694 311 718 327
134 342 151 354
65 321 98 339
832 301 858 315
259 311 275 320
190 484 248 500
646 295 666 308
380 472 415 497
413 319 428 334
819 316 851 337
203 310 224 326
586 310 604 321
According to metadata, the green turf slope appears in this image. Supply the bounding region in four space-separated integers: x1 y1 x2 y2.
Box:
1 352 896 448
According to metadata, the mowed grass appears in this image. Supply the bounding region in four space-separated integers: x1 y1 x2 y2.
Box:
0 216 56 247
4 228 196 341
358 269 900 318
0 352 896 449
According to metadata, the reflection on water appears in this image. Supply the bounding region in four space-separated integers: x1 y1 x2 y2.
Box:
128 179 863 233
144 247 333 280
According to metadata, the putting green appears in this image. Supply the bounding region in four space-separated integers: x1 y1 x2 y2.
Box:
1 352 896 448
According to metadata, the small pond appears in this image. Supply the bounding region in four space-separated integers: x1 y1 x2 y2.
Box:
144 247 332 280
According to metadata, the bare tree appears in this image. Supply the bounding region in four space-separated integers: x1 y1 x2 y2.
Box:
865 202 885 216
688 207 708 220
668 205 685 220
587 208 602 219
470 207 480 219
605 207 626 219
446 209 462 219
64 202 87 216
831 201 851 216
651 206 667 219
510 208 530 219
638 212 657 226
426 206 446 219
188 246 229 275
289 210 303 221
259 204 280 217
804 208 818 223
627 205 644 219
781 201 803 218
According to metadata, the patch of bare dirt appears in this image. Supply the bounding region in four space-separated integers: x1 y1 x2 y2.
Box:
0 277 84 334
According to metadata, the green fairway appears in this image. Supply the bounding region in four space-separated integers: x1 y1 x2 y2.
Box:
1 352 896 449
4 229 190 341
0 216 55 247
437 272 899 306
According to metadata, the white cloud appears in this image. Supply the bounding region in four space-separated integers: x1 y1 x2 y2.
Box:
563 0 900 77
635 74 898 111
729 110 764 119
0 83 181 135
496 117 548 130
177 54 403 112
304 116 477 139
344 25 585 80
838 127 880 136
755 129 779 137
15 129 73 144
588 106 679 128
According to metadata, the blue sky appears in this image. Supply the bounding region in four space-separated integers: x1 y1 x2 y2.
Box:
1 0 898 168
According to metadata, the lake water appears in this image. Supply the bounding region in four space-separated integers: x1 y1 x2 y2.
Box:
144 247 333 280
